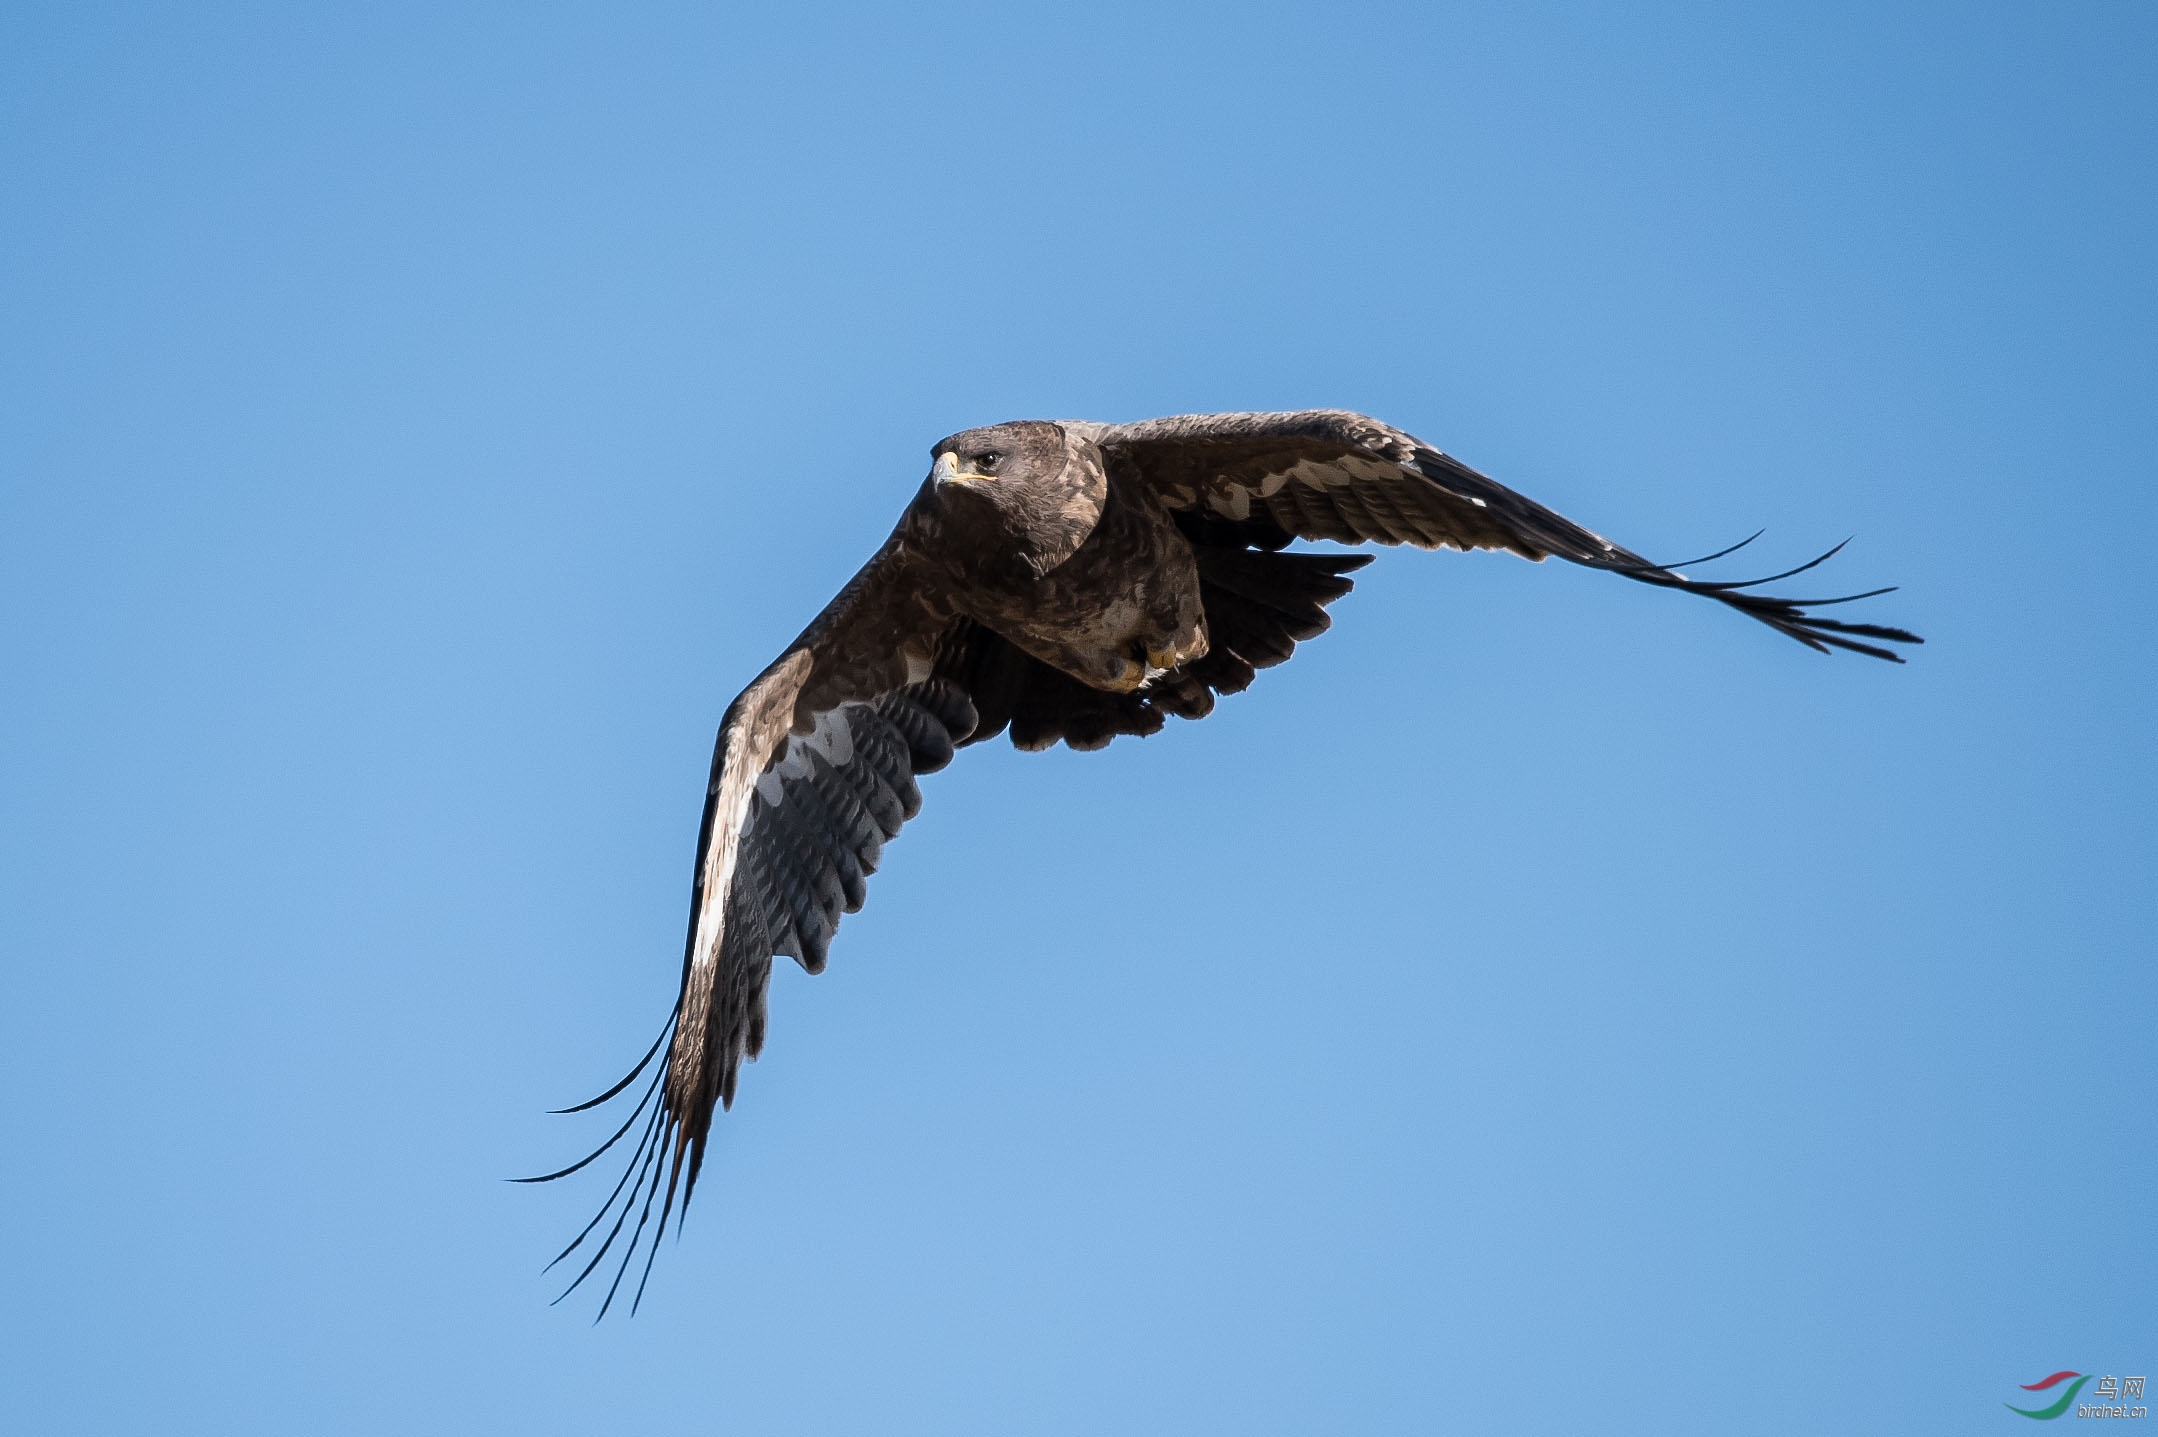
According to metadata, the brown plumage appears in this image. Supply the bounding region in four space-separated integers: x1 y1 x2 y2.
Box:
521 409 1920 1315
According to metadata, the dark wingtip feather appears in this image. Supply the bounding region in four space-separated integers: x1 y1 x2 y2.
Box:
520 1016 680 1311
548 1103 668 1308
547 1010 676 1114
1654 529 1764 570
630 1147 688 1316
541 1099 664 1272
526 1007 696 1319
514 1061 665 1185
1670 537 1850 593
591 1139 671 1322
1597 535 1922 663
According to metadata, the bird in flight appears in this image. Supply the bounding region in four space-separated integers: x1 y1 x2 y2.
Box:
522 408 1919 1315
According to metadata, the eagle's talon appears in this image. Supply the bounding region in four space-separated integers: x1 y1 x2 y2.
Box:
1105 656 1147 692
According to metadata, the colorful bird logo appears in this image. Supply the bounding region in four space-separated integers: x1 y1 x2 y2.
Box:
2006 1371 2091 1420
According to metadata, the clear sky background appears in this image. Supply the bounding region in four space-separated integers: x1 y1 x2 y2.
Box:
3 3 2152 1433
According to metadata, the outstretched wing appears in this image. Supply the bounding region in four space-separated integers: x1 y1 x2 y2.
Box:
522 536 979 1317
1092 409 1921 661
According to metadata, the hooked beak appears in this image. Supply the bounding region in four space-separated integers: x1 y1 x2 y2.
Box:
932 451 994 486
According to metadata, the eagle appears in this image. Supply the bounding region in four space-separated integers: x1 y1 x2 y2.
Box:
522 408 1919 1315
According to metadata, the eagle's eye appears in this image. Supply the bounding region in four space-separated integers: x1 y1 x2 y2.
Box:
976 451 1002 470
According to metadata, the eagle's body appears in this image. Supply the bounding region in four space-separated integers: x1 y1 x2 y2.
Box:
527 409 1919 1315
904 421 1208 693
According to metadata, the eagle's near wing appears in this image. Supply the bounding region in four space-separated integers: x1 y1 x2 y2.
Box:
526 524 1383 1314
1090 409 1922 662
519 537 983 1317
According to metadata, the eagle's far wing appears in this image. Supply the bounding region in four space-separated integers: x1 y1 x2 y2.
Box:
1095 409 1921 661
522 536 977 1317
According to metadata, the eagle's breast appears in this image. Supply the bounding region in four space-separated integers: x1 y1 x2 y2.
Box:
932 464 1207 694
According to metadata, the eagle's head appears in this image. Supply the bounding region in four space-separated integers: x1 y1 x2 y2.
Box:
922 420 1107 579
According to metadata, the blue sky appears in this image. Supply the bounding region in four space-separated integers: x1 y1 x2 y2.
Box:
2 3 2151 1432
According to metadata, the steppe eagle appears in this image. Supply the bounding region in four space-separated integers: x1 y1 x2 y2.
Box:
522 409 1919 1314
